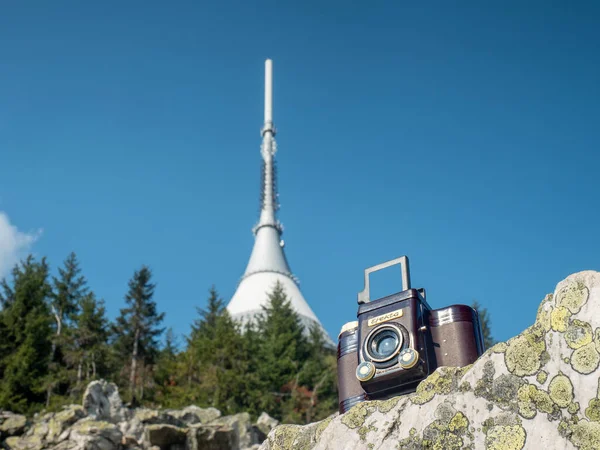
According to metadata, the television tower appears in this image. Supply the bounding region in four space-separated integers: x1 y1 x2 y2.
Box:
226 59 334 348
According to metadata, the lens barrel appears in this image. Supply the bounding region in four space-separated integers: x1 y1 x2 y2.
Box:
337 322 368 414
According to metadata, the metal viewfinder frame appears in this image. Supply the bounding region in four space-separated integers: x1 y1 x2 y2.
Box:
357 256 411 305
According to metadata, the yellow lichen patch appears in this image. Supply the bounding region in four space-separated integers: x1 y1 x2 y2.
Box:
484 425 526 450
571 342 600 375
410 367 461 405
550 307 571 333
536 370 548 385
536 301 553 332
491 342 508 354
548 374 574 408
565 320 593 349
375 396 400 414
504 325 546 376
340 402 374 429
569 419 600 450
448 412 469 433
556 280 589 314
269 425 302 450
517 383 555 419
594 328 600 353
314 415 333 441
569 402 581 415
585 398 600 422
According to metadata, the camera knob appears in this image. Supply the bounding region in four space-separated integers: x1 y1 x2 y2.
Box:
398 348 419 369
355 362 376 382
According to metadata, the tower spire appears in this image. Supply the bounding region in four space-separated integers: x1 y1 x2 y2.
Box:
255 58 280 234
226 59 334 348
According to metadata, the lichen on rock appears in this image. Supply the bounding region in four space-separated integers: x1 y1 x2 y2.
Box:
551 306 571 333
565 319 594 349
569 419 600 450
484 424 526 450
340 402 374 429
571 341 600 374
548 373 574 408
556 280 589 314
504 324 546 376
536 370 548 385
410 366 467 405
516 383 556 419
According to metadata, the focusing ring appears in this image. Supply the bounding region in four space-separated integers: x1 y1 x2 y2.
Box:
363 323 404 363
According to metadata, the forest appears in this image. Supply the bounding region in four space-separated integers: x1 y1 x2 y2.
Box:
0 252 495 425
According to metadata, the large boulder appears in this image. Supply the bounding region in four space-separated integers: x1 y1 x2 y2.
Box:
0 412 27 438
166 405 222 425
260 270 600 450
82 380 126 423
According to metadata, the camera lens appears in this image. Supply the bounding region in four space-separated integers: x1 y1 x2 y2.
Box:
366 325 403 362
374 332 398 358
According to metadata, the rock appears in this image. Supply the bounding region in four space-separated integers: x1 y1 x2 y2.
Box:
69 419 122 450
143 423 188 449
82 380 126 423
166 405 221 425
0 412 27 437
46 405 86 443
260 270 600 450
211 412 261 449
188 424 237 450
255 413 279 437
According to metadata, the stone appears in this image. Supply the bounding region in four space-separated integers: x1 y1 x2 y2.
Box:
188 423 237 450
82 380 126 423
259 270 600 449
0 412 27 437
143 423 188 449
69 419 122 450
211 412 260 449
166 405 221 425
256 412 279 437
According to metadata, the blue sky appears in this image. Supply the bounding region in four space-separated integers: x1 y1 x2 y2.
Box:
1 1 598 347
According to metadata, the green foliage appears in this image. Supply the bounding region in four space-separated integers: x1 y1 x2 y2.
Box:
0 256 53 414
0 254 341 423
45 252 92 407
472 300 497 349
112 265 165 405
184 287 249 415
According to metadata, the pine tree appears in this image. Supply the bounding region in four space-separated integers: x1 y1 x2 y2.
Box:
71 292 111 391
295 323 337 423
472 300 496 349
255 281 309 421
0 256 53 414
154 328 183 407
112 265 165 405
186 287 248 415
46 252 90 406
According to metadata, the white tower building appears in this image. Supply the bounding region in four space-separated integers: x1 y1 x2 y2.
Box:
227 59 334 348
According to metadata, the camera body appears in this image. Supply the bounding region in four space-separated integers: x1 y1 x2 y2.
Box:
337 256 485 413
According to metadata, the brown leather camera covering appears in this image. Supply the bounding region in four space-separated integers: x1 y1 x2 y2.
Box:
429 305 482 368
337 327 367 412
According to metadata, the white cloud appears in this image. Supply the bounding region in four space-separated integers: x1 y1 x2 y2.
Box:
0 212 42 279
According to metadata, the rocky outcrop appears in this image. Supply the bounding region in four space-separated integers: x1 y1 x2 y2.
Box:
1 386 277 450
261 270 600 450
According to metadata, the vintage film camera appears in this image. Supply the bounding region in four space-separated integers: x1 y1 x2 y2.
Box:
337 256 485 414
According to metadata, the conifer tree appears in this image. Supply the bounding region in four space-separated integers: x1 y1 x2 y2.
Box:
112 265 165 405
46 252 90 406
72 293 111 389
255 281 309 421
0 256 53 414
187 287 247 415
472 300 496 349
